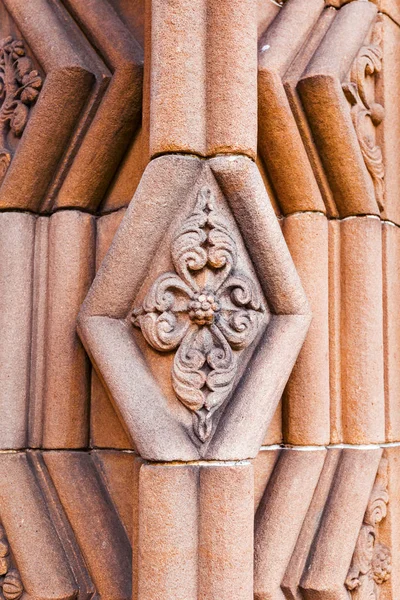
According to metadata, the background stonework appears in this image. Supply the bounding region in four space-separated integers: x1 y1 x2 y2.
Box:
0 0 397 599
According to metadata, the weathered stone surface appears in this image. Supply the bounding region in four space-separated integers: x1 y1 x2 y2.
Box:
145 0 257 159
136 462 253 600
0 1 397 599
254 448 392 600
0 213 35 449
383 223 400 441
44 451 132 600
258 0 325 215
254 448 326 599
336 216 385 444
379 14 400 225
282 212 330 445
298 1 380 217
0 0 143 213
43 211 95 448
78 153 310 461
91 208 133 449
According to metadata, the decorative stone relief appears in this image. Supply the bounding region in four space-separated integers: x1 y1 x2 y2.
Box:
343 19 385 211
0 36 42 180
345 458 391 599
132 186 265 442
0 525 23 600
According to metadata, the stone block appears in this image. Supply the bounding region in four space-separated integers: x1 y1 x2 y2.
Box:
136 461 253 600
42 211 95 448
282 212 330 445
383 223 400 441
0 213 35 449
145 0 257 159
379 15 400 225
91 209 133 449
298 2 381 217
258 0 325 215
336 217 385 444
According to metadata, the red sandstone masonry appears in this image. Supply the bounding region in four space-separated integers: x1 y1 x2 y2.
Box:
327 0 400 26
282 212 330 445
43 211 95 449
0 0 96 211
328 219 342 443
136 465 199 600
258 0 325 215
254 449 326 600
78 154 310 461
282 449 341 600
382 223 400 442
29 217 49 448
329 217 386 444
93 449 139 543
382 446 400 598
301 448 383 598
44 451 132 600
198 464 254 599
282 6 337 216
146 0 257 158
339 217 385 444
262 402 282 446
0 453 78 600
257 0 279 39
0 213 35 449
55 0 143 211
0 2 396 599
253 449 280 513
298 1 379 218
91 209 132 450
101 127 147 213
136 462 253 600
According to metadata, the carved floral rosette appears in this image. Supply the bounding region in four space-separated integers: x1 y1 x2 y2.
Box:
0 36 42 180
342 18 385 212
132 186 265 442
345 458 391 599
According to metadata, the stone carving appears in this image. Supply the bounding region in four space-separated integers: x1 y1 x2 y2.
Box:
0 36 42 180
0 525 23 600
343 20 385 211
345 458 391 599
132 186 265 442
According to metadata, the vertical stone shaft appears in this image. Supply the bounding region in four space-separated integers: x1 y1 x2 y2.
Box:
135 2 258 597
135 462 254 600
145 0 257 159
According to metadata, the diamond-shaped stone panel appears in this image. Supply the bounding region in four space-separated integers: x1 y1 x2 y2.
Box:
130 182 269 445
78 154 311 461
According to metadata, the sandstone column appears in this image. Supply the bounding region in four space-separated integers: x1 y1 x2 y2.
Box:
78 2 310 598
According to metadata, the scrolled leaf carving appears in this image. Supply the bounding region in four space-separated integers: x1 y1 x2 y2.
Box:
132 186 265 442
0 525 23 600
0 36 43 181
345 458 391 599
342 19 385 211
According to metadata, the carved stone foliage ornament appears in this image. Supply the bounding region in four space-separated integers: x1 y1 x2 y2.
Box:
0 36 42 181
132 186 265 442
343 19 385 211
0 525 23 600
345 458 391 599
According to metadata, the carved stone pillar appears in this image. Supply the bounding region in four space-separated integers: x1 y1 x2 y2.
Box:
0 0 399 599
78 4 310 596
